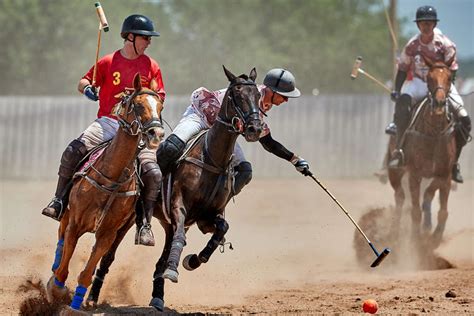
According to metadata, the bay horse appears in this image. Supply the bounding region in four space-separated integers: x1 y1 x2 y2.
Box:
388 57 457 249
45 73 165 312
85 66 263 311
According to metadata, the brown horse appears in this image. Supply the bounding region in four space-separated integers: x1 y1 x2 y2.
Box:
388 57 457 248
85 66 263 311
45 73 164 312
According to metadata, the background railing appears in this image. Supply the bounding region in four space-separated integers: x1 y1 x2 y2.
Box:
1 95 472 179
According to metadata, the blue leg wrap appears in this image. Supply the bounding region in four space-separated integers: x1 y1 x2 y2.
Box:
52 239 64 272
70 285 87 310
54 277 65 288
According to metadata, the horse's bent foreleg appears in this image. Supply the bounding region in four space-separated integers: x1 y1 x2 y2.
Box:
432 180 450 248
150 223 174 312
183 214 229 271
163 205 186 283
70 228 117 310
87 216 135 305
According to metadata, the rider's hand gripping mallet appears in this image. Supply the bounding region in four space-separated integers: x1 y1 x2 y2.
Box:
306 170 391 267
350 56 392 94
92 2 109 87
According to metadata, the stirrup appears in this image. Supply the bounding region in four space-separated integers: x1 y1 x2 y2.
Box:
385 122 397 136
41 197 63 221
135 224 155 246
388 149 404 168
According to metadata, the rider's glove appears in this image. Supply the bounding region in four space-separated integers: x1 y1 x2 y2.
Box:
83 85 99 101
390 91 400 102
291 156 310 176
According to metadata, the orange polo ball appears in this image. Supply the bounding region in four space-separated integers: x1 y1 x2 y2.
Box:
362 299 378 314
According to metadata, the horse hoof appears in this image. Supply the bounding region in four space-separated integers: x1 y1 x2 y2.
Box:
149 297 164 311
163 268 179 283
59 306 89 316
84 297 97 309
46 275 70 304
183 254 201 271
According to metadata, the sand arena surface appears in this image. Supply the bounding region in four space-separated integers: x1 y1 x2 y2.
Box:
1 178 473 314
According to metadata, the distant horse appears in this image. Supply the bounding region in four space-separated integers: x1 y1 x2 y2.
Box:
86 66 263 311
388 57 457 248
46 73 165 312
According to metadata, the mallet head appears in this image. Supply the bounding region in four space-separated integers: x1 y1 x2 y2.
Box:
95 2 109 32
350 56 363 79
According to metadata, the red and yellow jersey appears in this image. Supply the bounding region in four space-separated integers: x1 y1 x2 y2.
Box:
83 50 166 119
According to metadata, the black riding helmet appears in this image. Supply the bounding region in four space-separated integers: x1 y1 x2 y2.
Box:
121 14 160 39
263 68 301 98
414 5 439 22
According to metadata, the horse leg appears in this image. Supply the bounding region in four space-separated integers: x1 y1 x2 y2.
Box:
150 223 174 311
86 216 135 305
183 214 229 271
162 203 186 283
69 228 117 310
408 173 422 242
422 179 439 233
431 179 450 248
388 169 405 241
47 215 78 304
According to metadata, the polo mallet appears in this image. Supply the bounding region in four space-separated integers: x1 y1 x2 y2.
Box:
306 170 391 267
92 2 109 87
350 56 391 94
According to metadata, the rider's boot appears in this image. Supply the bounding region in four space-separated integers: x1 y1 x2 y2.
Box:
135 161 161 246
452 114 471 183
232 161 253 197
388 94 411 168
156 134 186 176
42 139 88 221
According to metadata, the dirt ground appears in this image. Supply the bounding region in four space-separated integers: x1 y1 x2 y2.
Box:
1 178 473 315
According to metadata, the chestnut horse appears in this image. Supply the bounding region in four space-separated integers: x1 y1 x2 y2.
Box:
46 73 165 312
388 57 457 248
85 66 263 311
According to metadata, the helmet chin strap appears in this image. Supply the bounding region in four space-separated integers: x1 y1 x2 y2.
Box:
126 34 139 56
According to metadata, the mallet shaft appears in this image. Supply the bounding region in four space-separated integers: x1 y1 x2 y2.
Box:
358 69 392 93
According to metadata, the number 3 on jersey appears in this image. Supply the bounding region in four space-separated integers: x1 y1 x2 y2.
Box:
113 72 121 85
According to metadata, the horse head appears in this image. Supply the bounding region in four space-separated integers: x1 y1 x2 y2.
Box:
113 73 165 149
220 66 263 142
424 56 453 116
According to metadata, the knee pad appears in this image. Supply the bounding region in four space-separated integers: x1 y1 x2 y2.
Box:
156 134 186 171
141 162 162 201
233 161 252 195
59 139 88 177
394 94 411 129
456 115 471 147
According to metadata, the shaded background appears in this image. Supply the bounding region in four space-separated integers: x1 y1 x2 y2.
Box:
0 0 472 180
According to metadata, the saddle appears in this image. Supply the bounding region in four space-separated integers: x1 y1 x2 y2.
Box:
159 130 235 224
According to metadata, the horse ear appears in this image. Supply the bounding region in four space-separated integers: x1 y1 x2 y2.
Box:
223 65 236 82
133 73 142 90
249 67 257 82
422 55 434 68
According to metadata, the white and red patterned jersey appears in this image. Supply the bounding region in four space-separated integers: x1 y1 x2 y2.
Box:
398 30 458 82
190 84 272 137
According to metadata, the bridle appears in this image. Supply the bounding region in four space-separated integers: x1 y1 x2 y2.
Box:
216 79 260 136
427 63 451 109
116 89 164 137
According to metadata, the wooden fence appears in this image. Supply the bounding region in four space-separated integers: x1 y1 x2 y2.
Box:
1 95 472 179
